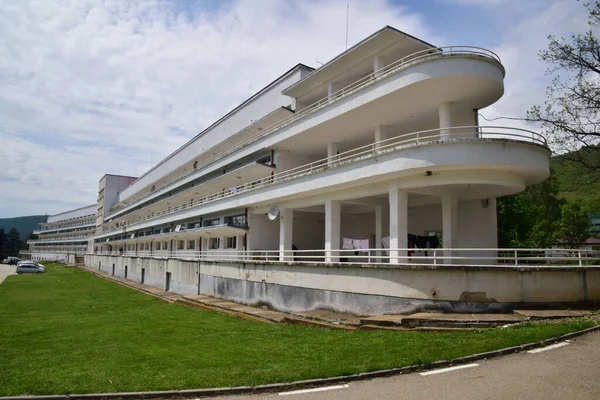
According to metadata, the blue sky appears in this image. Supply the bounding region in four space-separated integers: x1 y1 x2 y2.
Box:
0 0 589 217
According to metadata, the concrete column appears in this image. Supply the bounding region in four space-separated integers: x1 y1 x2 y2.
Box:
327 142 339 167
279 208 293 262
374 125 388 151
375 205 383 262
325 199 341 263
439 102 453 139
389 186 408 264
442 196 458 264
327 81 335 101
373 55 382 74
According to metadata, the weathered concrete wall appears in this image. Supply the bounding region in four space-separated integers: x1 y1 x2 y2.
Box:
85 254 600 315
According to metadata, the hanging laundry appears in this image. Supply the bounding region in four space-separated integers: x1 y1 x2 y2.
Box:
342 238 354 249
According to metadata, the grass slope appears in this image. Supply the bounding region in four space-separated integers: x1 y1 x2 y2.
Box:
0 264 595 396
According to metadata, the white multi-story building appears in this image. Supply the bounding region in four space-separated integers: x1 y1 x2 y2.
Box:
84 26 598 314
26 205 97 262
93 26 549 261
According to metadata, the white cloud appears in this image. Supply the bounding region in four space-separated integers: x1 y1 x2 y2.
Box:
0 0 432 217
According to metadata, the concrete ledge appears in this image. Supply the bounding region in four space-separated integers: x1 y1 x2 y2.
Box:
2 326 597 400
88 254 600 272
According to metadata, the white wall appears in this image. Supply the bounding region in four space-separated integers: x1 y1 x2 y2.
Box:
293 211 325 251
248 213 279 251
104 175 138 214
31 252 68 261
409 204 442 235
456 199 498 249
275 150 322 173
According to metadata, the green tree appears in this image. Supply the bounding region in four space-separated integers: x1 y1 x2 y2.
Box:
0 229 6 261
527 1 600 177
556 201 592 247
497 173 564 248
4 228 23 257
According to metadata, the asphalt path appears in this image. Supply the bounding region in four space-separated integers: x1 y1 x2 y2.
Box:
212 330 600 400
0 263 16 284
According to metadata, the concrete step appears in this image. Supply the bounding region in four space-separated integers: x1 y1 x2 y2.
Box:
281 316 357 331
513 310 594 320
182 295 288 324
361 313 522 329
291 310 362 327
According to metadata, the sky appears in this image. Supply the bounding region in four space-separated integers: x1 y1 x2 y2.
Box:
0 0 590 217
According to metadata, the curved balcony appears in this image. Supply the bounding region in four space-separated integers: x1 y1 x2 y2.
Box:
112 46 505 213
101 125 548 235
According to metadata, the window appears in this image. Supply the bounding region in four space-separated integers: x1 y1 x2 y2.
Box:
178 240 185 250
225 236 237 249
163 242 168 250
188 240 195 250
203 218 221 227
209 238 220 249
225 215 247 228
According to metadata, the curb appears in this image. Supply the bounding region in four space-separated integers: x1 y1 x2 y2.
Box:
2 325 598 400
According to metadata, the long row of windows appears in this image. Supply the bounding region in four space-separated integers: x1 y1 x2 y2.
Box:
98 236 239 253
97 214 247 245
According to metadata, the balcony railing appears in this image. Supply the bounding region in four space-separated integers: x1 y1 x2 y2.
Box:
102 125 546 235
111 46 504 214
93 247 599 267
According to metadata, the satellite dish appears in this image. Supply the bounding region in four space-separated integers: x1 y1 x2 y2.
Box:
267 205 280 221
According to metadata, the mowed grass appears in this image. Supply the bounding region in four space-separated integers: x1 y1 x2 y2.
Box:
0 264 595 396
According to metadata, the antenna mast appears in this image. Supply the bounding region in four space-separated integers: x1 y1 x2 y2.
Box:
345 3 349 50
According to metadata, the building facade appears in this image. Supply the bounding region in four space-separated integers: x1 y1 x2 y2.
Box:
82 26 599 314
25 205 97 262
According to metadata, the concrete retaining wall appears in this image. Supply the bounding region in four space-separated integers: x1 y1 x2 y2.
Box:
85 254 600 315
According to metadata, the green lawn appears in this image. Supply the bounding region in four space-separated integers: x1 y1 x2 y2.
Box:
0 263 595 396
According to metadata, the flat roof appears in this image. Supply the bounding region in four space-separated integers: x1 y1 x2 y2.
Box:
282 25 436 98
47 204 97 219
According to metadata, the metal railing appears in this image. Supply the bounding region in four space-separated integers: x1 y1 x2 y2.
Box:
29 234 94 242
111 46 504 214
39 219 96 231
101 125 546 235
94 247 600 267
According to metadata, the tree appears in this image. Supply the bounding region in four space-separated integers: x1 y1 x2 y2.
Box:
556 201 592 247
4 228 23 257
527 1 600 177
0 229 6 261
497 173 564 248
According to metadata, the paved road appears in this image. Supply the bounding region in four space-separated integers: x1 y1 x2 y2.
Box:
214 331 600 400
0 263 16 285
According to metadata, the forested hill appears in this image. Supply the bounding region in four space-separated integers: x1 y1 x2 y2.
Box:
0 215 47 237
550 149 600 209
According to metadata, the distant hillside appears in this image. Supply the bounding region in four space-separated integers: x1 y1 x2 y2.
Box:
550 149 600 209
0 215 47 238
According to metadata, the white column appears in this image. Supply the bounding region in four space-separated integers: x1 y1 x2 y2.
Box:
279 208 293 262
373 55 382 73
374 125 387 150
327 81 335 101
375 205 383 262
439 102 453 139
442 196 458 264
389 186 408 264
325 199 341 263
327 142 339 167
